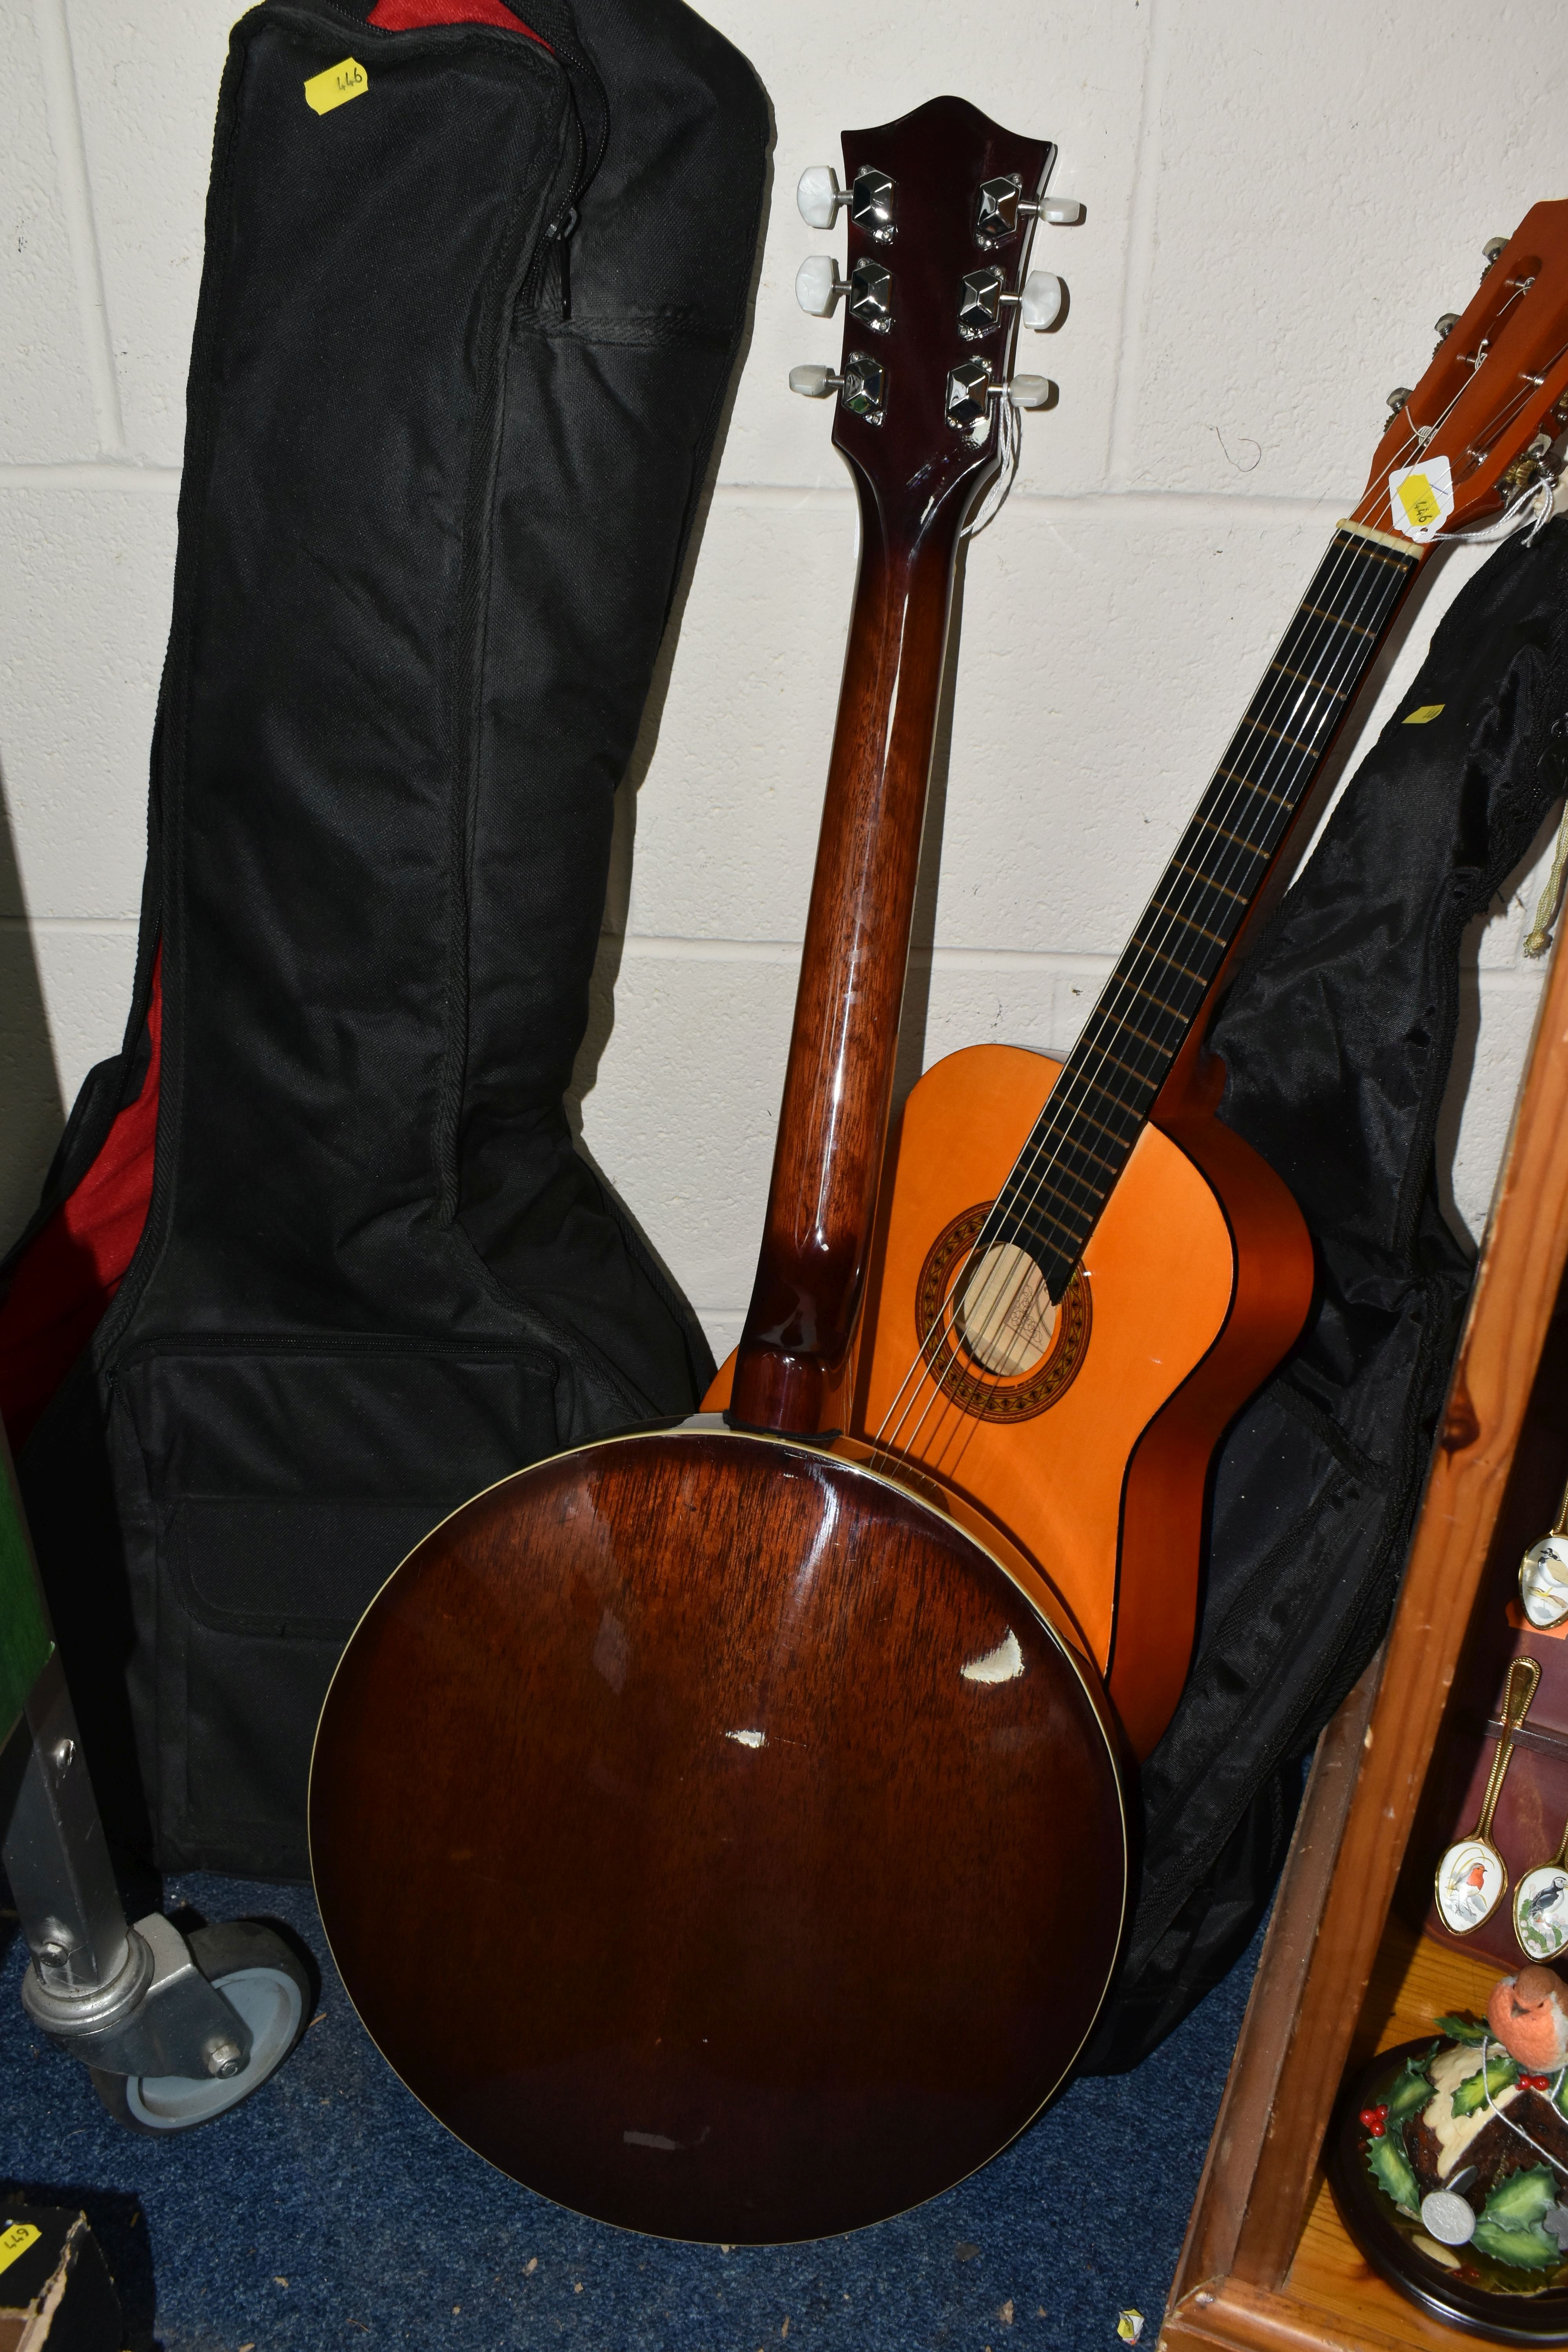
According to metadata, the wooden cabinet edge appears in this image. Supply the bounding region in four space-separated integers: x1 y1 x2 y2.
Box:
1169 1659 1382 2300
1161 929 1568 2336
1229 928 1568 2284
1161 2278 1427 2352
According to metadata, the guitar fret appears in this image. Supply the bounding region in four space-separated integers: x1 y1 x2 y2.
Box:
1077 1098 1143 1150
1214 767 1290 810
1171 856 1247 905
1004 1163 1099 1227
1148 898 1229 949
1018 1123 1113 1189
1299 598 1377 638
1025 1124 1123 1195
1135 938 1210 986
1006 1209 1085 1269
1091 1044 1160 1092
1093 1010 1177 1058
1237 713 1327 757
1082 1071 1147 1122
1046 1125 1123 1181
1344 535 1414 569
1121 976 1196 1025
1268 659 1350 700
1196 815 1267 857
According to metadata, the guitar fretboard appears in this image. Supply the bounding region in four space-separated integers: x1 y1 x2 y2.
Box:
990 525 1419 1301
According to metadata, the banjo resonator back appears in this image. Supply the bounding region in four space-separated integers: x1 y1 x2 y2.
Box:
310 1425 1126 2242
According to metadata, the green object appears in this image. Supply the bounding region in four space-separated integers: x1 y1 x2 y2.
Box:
1452 2053 1521 2116
1385 2047 1438 2121
1472 2165 1561 2269
0 1455 52 1751
1434 2012 1486 2045
1366 2123 1420 2214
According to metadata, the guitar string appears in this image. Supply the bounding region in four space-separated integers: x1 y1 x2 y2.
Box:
873 526 1403 1474
869 506 1410 1449
866 485 1426 1452
870 532 1400 1469
858 277 1530 1464
871 529 1398 1456
927 306 1548 1407
878 352 1530 1476
871 401 1494 1466
872 294 1540 1459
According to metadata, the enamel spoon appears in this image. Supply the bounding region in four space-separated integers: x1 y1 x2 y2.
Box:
1516 1798 1568 1960
1521 1473 1568 1630
1435 1655 1542 1934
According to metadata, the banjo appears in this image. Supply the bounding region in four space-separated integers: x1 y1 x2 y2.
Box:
313 95 1129 2245
312 120 1568 2240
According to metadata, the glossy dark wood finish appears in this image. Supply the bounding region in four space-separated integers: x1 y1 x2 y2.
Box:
731 98 1053 1435
310 1425 1126 2242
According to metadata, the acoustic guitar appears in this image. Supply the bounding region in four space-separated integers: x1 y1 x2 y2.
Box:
310 102 1568 2244
710 204 1568 1759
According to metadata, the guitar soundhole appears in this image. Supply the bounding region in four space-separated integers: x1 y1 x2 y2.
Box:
916 1205 1090 1423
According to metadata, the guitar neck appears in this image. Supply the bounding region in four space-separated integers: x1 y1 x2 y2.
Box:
995 522 1422 1301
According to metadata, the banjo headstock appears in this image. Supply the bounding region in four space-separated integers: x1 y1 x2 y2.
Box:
790 95 1074 534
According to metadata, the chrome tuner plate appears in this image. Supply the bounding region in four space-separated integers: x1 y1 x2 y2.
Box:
958 266 1004 339
976 174 1022 242
946 357 991 438
849 259 895 332
849 167 896 243
841 352 887 425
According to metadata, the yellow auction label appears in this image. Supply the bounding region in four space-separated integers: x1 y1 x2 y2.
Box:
0 2223 41 2276
304 57 368 115
1396 473 1443 532
1404 703 1445 724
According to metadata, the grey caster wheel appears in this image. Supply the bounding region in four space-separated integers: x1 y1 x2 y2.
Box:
90 1920 312 2135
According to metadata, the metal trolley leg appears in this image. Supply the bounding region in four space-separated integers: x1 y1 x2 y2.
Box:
2 1429 310 2133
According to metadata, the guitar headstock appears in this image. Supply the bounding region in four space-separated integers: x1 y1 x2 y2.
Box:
791 96 1071 533
1356 201 1568 544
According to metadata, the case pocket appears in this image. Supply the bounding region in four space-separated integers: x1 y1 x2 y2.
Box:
111 1338 560 1874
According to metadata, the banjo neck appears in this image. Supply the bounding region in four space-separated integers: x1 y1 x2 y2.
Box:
730 96 1057 1435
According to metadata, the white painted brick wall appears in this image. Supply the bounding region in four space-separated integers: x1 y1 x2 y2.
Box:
3 0 1566 1359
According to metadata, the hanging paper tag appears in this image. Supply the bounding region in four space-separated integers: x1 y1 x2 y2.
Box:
304 58 368 116
1389 456 1455 544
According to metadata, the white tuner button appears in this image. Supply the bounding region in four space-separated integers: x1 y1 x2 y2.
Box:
1041 195 1083 225
1007 374 1055 409
795 254 845 317
797 165 846 230
789 363 840 399
1020 270 1065 330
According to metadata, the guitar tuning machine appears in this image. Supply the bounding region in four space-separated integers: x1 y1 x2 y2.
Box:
957 266 1065 339
945 358 1054 437
797 164 897 242
795 254 895 331
975 174 1083 242
788 352 887 425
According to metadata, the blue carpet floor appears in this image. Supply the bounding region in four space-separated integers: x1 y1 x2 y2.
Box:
0 1880 1263 2352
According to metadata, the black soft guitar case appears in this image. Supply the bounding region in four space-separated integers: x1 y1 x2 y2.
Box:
4 0 768 1877
1086 518 1568 2069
